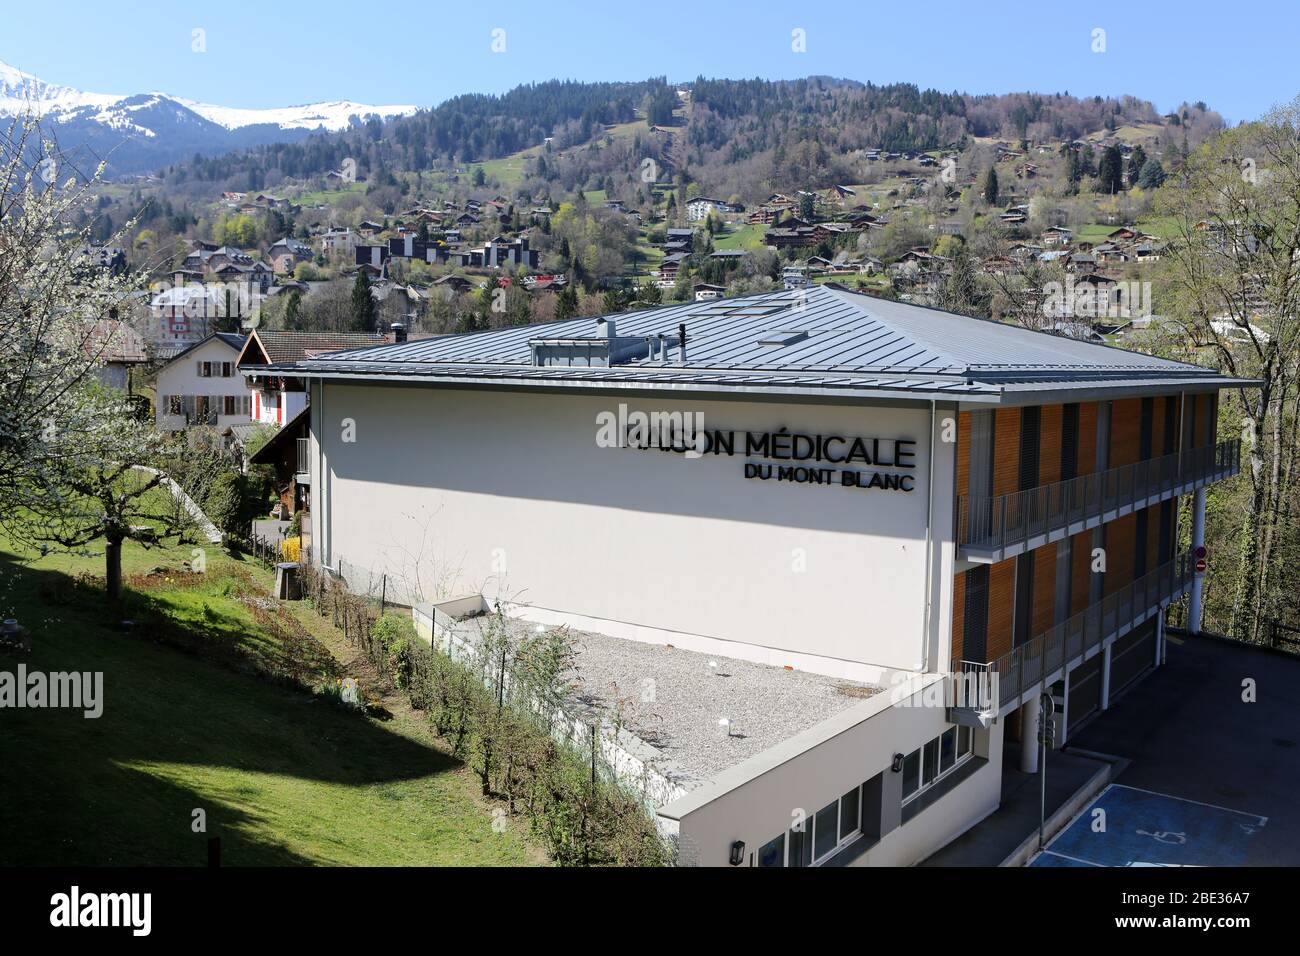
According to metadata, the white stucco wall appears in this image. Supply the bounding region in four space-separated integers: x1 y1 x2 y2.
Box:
154 337 251 431
310 380 957 680
660 676 1004 867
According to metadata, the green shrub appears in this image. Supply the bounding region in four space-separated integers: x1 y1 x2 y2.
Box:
373 613 416 686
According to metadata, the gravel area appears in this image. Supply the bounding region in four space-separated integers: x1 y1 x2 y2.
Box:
466 617 880 781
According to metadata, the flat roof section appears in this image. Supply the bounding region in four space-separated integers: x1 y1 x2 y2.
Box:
459 616 880 783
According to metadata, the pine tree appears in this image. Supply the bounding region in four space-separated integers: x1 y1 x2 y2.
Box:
982 166 999 206
1099 145 1125 194
284 290 303 331
1137 158 1166 189
350 271 378 332
555 281 579 321
1127 145 1148 187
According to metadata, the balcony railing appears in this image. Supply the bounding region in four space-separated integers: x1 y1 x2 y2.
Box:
970 551 1193 715
296 437 311 478
957 439 1240 561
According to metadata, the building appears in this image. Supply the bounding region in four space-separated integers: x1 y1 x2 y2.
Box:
248 406 312 518
153 332 249 431
686 197 739 221
236 329 385 427
87 319 148 391
316 228 362 260
267 237 314 274
266 285 1250 867
452 236 539 270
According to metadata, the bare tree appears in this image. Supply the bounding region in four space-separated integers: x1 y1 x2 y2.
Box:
1157 96 1300 641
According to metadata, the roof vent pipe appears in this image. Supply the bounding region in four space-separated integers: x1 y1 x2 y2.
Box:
597 317 616 339
678 323 688 363
657 334 668 364
390 322 407 343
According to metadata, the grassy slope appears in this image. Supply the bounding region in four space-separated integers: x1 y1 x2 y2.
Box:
0 539 538 866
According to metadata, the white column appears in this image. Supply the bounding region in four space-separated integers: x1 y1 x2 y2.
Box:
1020 700 1041 773
1188 487 1207 635
1100 643 1113 711
1155 608 1165 667
1060 670 1071 748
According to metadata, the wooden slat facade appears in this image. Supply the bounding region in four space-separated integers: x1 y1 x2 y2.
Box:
950 390 1204 666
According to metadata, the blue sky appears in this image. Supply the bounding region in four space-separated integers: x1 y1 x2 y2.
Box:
4 1 1294 123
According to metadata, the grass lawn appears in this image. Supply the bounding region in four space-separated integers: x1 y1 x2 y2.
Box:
1076 216 1179 244
712 223 767 251
472 149 541 190
291 181 366 208
0 538 541 866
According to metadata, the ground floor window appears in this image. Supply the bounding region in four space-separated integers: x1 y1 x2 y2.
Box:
760 781 870 867
902 724 974 805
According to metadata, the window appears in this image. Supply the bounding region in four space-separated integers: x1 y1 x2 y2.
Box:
903 724 977 809
787 821 813 868
1060 403 1080 481
757 833 784 868
939 727 956 774
1053 538 1073 626
902 748 921 799
1162 396 1178 455
166 395 181 415
771 781 868 867
923 738 939 786
813 801 838 861
839 787 860 840
962 564 989 663
198 361 212 377
1019 405 1041 490
1013 552 1035 648
221 361 233 377
1139 396 1154 460
958 725 973 758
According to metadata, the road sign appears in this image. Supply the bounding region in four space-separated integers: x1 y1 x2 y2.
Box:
1195 558 1208 573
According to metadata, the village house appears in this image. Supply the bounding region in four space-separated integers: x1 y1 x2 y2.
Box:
153 332 250 432
316 228 361 259
236 329 385 429
268 237 314 275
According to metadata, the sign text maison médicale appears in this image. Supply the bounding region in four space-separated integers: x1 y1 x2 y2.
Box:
603 410 918 492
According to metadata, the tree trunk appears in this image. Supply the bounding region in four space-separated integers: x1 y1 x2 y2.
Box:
105 536 123 604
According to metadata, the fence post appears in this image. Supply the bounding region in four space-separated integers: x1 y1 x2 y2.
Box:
380 575 387 617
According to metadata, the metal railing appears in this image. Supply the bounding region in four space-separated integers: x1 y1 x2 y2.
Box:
975 551 1192 713
958 439 1240 557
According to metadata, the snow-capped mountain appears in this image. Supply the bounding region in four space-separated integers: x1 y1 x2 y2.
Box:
0 60 418 176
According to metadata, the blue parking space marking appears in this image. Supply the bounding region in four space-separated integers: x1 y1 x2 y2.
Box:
1031 784 1268 867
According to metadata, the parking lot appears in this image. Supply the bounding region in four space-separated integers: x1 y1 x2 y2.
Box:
1059 632 1300 866
1032 784 1268 867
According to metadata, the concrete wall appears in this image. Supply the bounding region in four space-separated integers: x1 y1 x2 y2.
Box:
660 676 1004 867
310 380 957 681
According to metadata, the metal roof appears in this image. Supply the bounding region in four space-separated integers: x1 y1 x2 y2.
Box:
265 285 1253 402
